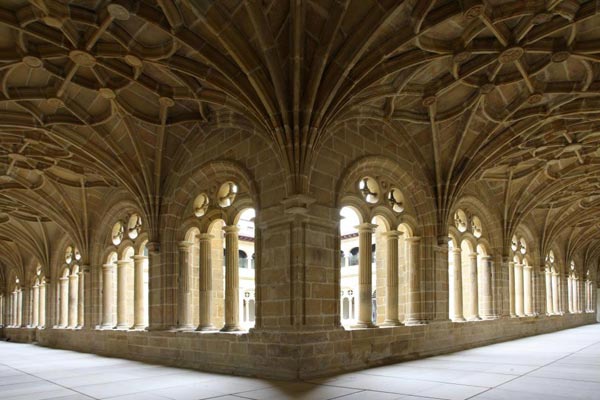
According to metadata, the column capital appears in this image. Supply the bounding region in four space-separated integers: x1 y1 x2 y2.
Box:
469 252 479 259
117 259 132 267
382 230 402 238
102 263 114 270
59 276 68 282
146 241 160 253
197 233 214 241
133 255 147 261
523 265 533 270
223 225 240 234
479 255 493 261
69 273 78 280
354 222 377 233
178 241 193 250
451 248 461 256
405 236 421 243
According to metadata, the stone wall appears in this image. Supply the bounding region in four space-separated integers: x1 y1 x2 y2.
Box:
2 314 594 379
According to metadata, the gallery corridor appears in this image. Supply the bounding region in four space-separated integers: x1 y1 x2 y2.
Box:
1 324 599 400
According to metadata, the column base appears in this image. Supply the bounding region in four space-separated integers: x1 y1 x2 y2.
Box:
220 325 242 332
177 325 195 331
115 324 130 330
132 324 147 330
351 321 377 329
451 316 466 322
196 324 217 332
404 319 426 326
481 315 498 320
380 320 401 327
467 316 481 322
99 324 114 330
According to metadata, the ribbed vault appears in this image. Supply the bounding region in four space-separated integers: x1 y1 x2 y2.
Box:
0 0 599 277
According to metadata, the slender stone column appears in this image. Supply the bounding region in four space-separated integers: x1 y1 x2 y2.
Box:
101 263 114 328
354 223 377 328
59 278 68 327
178 242 194 330
20 287 30 327
77 270 85 328
514 263 524 317
508 261 516 317
575 278 581 313
545 268 553 315
197 233 215 331
0 295 3 326
15 291 20 326
451 249 465 321
405 237 423 325
479 256 494 319
11 292 16 326
39 283 46 327
382 231 401 326
133 255 147 329
116 260 131 329
523 265 533 316
222 225 241 331
568 276 573 313
68 273 78 328
467 253 480 320
32 284 39 327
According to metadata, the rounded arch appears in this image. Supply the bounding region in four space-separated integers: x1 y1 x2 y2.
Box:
335 156 435 236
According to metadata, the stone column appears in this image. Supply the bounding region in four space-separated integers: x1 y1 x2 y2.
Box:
545 268 553 315
59 277 68 327
405 237 423 325
133 255 147 329
77 270 85 328
354 223 377 328
32 284 39 327
508 261 516 317
101 263 114 328
568 276 573 313
451 249 465 321
0 295 3 326
467 253 480 320
575 278 581 313
178 242 194 330
514 263 524 317
116 259 131 329
39 283 46 327
382 231 400 326
222 225 241 331
523 265 533 316
20 287 30 327
479 255 494 319
68 273 78 328
197 233 215 330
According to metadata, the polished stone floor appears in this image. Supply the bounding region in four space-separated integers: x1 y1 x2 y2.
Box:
0 324 599 400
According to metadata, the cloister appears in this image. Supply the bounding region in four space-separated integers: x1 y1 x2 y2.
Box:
0 0 600 384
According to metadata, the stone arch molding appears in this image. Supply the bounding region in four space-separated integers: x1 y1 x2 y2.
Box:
336 156 436 236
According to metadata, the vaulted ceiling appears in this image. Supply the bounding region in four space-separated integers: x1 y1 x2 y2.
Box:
1 0 600 273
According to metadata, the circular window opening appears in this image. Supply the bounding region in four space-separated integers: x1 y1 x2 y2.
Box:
194 193 210 217
112 221 124 245
520 238 527 254
128 213 142 240
358 177 379 204
511 235 518 252
74 248 81 261
471 216 482 238
548 250 555 264
218 182 238 208
454 209 468 232
387 188 404 213
65 246 73 264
